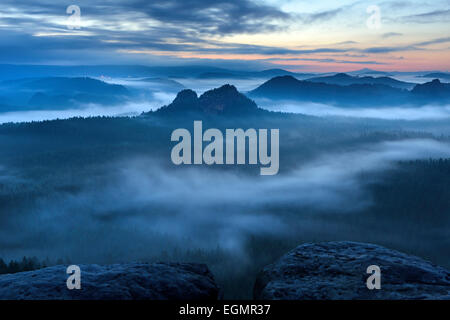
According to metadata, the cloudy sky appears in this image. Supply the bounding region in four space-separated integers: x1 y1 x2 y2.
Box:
0 0 449 71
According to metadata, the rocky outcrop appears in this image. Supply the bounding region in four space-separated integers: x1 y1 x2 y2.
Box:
156 85 262 115
254 241 450 300
164 89 200 112
0 262 220 300
197 84 259 114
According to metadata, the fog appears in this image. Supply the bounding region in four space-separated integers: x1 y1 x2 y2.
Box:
2 77 450 124
3 98 450 124
175 78 264 94
255 98 450 120
2 138 449 263
0 77 180 124
1 77 450 272
0 100 171 124
0 78 262 124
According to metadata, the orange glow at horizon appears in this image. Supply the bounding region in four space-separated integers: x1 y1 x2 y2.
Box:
120 49 450 72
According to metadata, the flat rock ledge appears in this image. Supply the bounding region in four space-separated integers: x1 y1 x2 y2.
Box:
254 241 450 300
0 262 219 300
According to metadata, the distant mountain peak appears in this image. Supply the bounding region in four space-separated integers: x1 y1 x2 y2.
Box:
163 89 199 112
268 75 299 83
198 84 259 114
264 68 288 72
334 73 352 78
249 75 414 106
173 89 198 104
413 79 444 91
356 68 376 73
431 79 441 84
305 72 414 90
202 84 239 95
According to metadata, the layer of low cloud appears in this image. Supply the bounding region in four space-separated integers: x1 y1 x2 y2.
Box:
255 99 450 121
400 9 450 23
1 138 450 262
0 97 175 124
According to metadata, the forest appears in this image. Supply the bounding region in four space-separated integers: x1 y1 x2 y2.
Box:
0 107 449 298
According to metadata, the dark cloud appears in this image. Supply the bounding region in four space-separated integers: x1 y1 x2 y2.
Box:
400 9 450 23
133 0 291 34
360 36 450 55
382 1 411 10
0 0 447 67
0 22 355 64
382 32 403 38
415 37 450 46
266 57 385 65
363 45 421 53
335 41 359 45
0 0 295 64
0 0 291 36
298 8 344 24
238 46 348 55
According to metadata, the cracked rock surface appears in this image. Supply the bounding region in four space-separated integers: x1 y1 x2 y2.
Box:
0 262 220 300
254 241 450 300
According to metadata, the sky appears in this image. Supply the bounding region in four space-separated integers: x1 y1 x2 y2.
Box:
0 0 449 72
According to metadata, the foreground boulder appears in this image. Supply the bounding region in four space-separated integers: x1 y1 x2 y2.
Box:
254 241 450 300
0 262 219 300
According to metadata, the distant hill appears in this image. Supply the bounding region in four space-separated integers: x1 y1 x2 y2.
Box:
197 72 251 80
249 76 412 107
0 103 30 113
197 68 312 80
138 78 185 91
252 69 312 79
420 73 450 81
411 79 450 102
22 77 129 96
257 69 304 77
306 73 415 90
154 84 263 115
249 76 450 106
0 77 130 109
349 68 392 77
0 64 228 80
0 64 312 81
